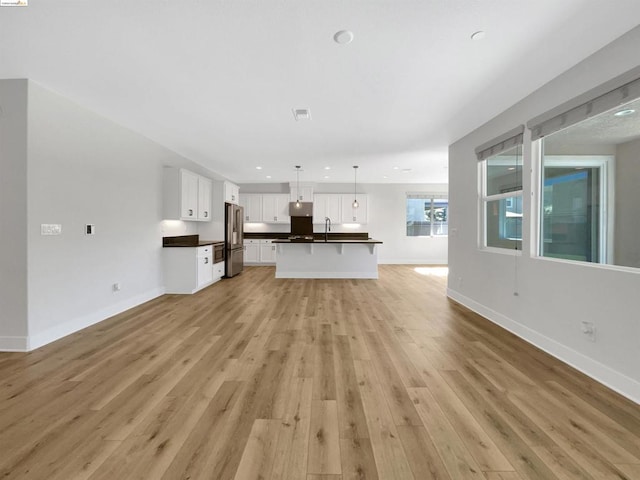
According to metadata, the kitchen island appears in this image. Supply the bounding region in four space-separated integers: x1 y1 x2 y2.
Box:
273 239 383 279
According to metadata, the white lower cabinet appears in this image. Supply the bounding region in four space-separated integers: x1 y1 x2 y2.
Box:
260 240 277 263
164 245 218 294
243 240 260 263
244 239 277 264
213 261 225 282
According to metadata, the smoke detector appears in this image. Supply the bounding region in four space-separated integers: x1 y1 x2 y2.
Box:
292 108 312 121
334 30 354 45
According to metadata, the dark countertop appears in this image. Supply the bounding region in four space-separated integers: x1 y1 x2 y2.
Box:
244 232 370 241
272 239 382 244
163 235 224 248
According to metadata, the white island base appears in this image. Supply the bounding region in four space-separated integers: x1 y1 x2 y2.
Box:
274 240 382 279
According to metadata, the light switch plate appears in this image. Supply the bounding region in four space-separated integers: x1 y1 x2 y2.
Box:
41 224 62 235
86 224 95 235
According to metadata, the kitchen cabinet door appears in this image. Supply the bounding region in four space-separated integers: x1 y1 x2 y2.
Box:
243 240 260 263
224 181 240 204
180 169 200 219
341 194 368 224
212 261 225 282
290 185 314 203
197 251 213 287
314 194 342 223
240 194 262 222
259 240 277 263
197 177 212 221
163 167 213 222
262 194 290 223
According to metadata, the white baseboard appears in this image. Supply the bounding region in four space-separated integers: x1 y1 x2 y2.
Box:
0 336 29 352
378 259 448 265
25 287 165 352
276 271 378 279
447 288 640 405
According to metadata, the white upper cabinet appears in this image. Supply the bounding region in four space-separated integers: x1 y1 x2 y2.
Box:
224 181 240 204
289 182 314 203
197 176 212 221
239 194 262 222
340 193 368 224
262 194 290 223
180 170 199 220
163 167 213 222
313 194 342 223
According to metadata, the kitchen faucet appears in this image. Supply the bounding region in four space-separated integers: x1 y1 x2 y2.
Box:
324 217 331 242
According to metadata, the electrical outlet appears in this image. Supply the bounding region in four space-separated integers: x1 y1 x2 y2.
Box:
581 321 596 342
85 224 95 235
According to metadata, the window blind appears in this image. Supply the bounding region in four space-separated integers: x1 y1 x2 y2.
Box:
474 125 524 161
527 66 640 141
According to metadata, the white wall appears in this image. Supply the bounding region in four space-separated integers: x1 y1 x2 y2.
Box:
0 80 29 349
240 182 448 264
448 26 640 402
1 80 220 351
615 137 640 268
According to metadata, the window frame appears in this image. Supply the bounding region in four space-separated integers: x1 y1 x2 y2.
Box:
405 194 448 238
480 146 523 253
536 150 615 266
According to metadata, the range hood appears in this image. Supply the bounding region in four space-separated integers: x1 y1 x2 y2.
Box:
289 202 313 217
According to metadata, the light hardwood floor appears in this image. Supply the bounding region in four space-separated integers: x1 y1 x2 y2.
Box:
1 265 639 479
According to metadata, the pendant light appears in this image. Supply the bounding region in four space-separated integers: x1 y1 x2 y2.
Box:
352 165 359 209
295 166 302 208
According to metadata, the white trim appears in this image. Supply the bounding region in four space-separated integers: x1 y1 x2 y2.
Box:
275 271 378 279
446 288 640 404
539 155 614 264
0 336 29 352
379 259 448 265
26 287 165 351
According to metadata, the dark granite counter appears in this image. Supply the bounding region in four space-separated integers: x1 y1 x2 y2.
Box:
244 232 370 241
272 239 382 244
163 235 224 248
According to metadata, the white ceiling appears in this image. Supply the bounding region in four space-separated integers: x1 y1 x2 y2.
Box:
2 1 640 184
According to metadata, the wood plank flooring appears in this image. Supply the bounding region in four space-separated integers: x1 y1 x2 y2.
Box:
1 265 639 479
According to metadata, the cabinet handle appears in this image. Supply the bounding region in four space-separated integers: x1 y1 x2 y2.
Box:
204 257 209 264
188 209 193 216
353 216 356 222
274 216 277 221
204 211 208 218
246 215 249 221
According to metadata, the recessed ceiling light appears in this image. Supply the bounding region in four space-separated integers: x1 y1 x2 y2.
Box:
392 166 399 170
324 166 331 170
293 108 312 121
614 108 636 117
383 176 388 179
334 30 354 45
324 175 330 179
266 175 272 179
256 166 262 170
471 31 486 41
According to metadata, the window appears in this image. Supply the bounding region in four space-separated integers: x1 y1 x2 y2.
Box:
539 156 611 263
529 70 640 268
481 145 523 250
406 195 448 237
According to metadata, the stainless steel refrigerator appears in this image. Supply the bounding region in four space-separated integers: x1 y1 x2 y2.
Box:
225 203 244 277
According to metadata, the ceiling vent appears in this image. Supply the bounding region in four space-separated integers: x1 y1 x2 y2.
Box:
293 108 312 121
